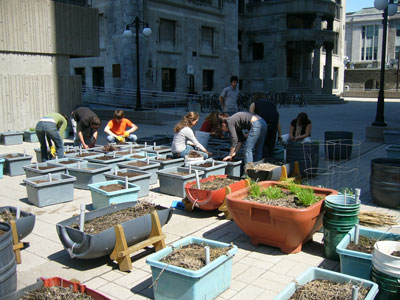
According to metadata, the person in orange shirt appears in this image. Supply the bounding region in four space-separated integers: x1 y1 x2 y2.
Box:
104 109 138 143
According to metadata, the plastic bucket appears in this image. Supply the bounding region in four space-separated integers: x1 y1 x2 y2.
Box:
325 194 361 210
371 266 400 300
0 222 17 298
323 218 355 260
372 241 400 278
0 159 4 179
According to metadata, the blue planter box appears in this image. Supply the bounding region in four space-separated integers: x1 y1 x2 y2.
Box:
88 180 139 210
67 162 112 190
146 236 237 300
104 168 151 198
0 131 23 145
23 130 38 143
0 153 33 176
336 226 400 280
386 145 400 159
274 267 379 300
0 158 4 179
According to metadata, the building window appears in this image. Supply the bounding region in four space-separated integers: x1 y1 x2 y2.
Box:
202 70 214 91
201 26 214 53
162 68 176 92
159 19 176 47
112 64 121 78
253 43 264 60
74 68 86 87
92 67 104 90
361 25 378 61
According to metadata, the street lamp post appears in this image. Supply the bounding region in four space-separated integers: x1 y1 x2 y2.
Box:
372 0 398 126
123 17 152 111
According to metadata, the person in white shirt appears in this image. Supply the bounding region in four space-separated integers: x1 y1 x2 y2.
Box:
171 112 212 159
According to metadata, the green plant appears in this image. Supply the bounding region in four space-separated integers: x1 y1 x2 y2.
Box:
261 186 284 200
286 183 321 206
338 187 354 196
249 181 262 198
28 127 35 131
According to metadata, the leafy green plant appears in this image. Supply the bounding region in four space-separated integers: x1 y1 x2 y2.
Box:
285 183 321 206
261 186 284 200
249 181 262 198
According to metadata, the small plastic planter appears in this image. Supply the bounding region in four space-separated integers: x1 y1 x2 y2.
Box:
386 145 400 159
23 162 66 178
0 277 111 300
274 267 379 300
0 206 36 240
23 173 76 207
0 131 23 145
0 158 4 179
67 162 112 190
150 155 185 170
65 151 103 160
125 151 157 161
147 145 172 156
188 159 228 178
47 157 85 169
118 160 161 185
221 159 242 178
0 153 32 176
336 226 400 280
157 167 204 198
86 154 126 171
23 130 38 143
146 236 238 300
104 169 151 198
88 180 140 210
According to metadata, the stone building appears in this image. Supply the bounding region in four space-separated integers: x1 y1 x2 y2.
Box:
0 0 99 131
70 0 345 107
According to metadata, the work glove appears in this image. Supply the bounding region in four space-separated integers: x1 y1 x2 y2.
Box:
123 132 130 138
116 136 124 142
50 146 56 158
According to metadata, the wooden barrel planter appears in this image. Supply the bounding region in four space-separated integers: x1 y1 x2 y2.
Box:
285 142 319 177
0 222 17 298
370 158 400 208
324 131 353 160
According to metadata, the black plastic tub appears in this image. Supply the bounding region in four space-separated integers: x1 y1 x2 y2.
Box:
56 202 173 259
0 206 35 240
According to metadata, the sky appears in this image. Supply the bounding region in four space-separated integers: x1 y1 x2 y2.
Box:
346 0 375 13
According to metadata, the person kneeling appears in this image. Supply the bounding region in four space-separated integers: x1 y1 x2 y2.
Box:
104 109 138 143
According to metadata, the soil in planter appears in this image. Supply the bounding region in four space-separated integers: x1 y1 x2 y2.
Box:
116 171 143 178
0 229 5 237
71 201 156 234
347 236 377 254
289 279 369 300
193 177 238 191
4 154 24 158
116 151 132 156
130 155 146 159
95 155 118 161
75 153 97 157
58 160 78 165
98 183 125 192
169 172 189 176
187 151 203 158
102 145 117 152
0 208 17 223
245 162 280 172
160 243 232 271
35 166 55 170
392 251 400 257
32 179 58 184
127 161 149 167
155 146 170 150
195 162 214 168
155 157 173 161
20 285 94 300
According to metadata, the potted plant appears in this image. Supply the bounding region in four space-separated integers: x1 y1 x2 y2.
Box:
0 131 23 145
104 168 152 198
23 128 38 143
0 206 36 240
146 236 237 300
0 153 33 176
56 201 173 259
226 181 337 253
274 267 378 300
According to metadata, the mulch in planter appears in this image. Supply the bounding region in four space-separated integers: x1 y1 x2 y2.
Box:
160 243 232 271
245 162 280 172
32 179 58 184
71 201 156 234
0 208 17 222
290 279 369 300
195 162 214 168
194 177 238 191
98 183 125 192
347 236 377 254
127 161 149 167
4 154 24 158
75 153 97 157
169 172 189 176
187 151 202 158
95 155 117 161
116 171 142 178
130 155 146 159
102 145 117 152
20 285 94 300
0 229 5 237
155 158 173 161
59 161 78 165
246 189 306 209
116 151 131 156
37 166 56 170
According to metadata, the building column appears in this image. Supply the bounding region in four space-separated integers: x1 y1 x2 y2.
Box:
312 41 322 93
323 42 334 94
267 41 288 91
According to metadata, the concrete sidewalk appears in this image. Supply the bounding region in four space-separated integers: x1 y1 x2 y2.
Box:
0 99 399 300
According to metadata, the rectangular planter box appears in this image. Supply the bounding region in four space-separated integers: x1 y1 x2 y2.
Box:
336 226 400 280
88 179 140 210
384 130 400 144
0 158 4 179
47 157 86 169
157 167 204 198
104 168 151 198
151 155 185 170
23 130 38 143
23 173 76 207
0 131 23 145
188 159 227 178
67 162 112 190
274 267 378 300
146 236 238 300
222 159 242 178
87 154 126 172
65 151 104 160
23 162 66 178
118 160 160 185
125 151 157 161
0 153 33 176
386 145 400 159
147 146 172 156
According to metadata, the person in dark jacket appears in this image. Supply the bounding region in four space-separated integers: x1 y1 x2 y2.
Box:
70 107 101 148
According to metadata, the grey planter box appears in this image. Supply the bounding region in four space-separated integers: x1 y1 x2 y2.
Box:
23 173 76 207
56 202 173 259
245 159 292 182
0 206 36 240
147 145 172 156
67 162 112 190
0 153 32 176
157 166 204 198
86 154 125 171
23 130 38 143
150 155 185 170
125 151 157 161
384 130 400 144
219 159 242 178
188 159 228 178
47 157 86 169
105 168 151 198
23 162 66 178
0 131 23 145
65 151 103 160
118 160 161 185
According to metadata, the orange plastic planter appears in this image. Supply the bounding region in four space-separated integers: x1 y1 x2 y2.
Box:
226 181 337 253
185 175 249 210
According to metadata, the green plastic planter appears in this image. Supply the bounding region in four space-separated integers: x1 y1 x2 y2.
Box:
0 153 33 176
0 158 4 179
104 168 151 198
336 226 400 280
88 180 139 210
23 173 76 207
23 162 66 178
157 167 204 198
0 131 23 145
67 162 112 190
23 130 38 143
274 267 379 300
146 236 237 300
118 160 161 185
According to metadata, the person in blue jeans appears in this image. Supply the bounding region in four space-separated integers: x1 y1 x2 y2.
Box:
219 112 267 165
